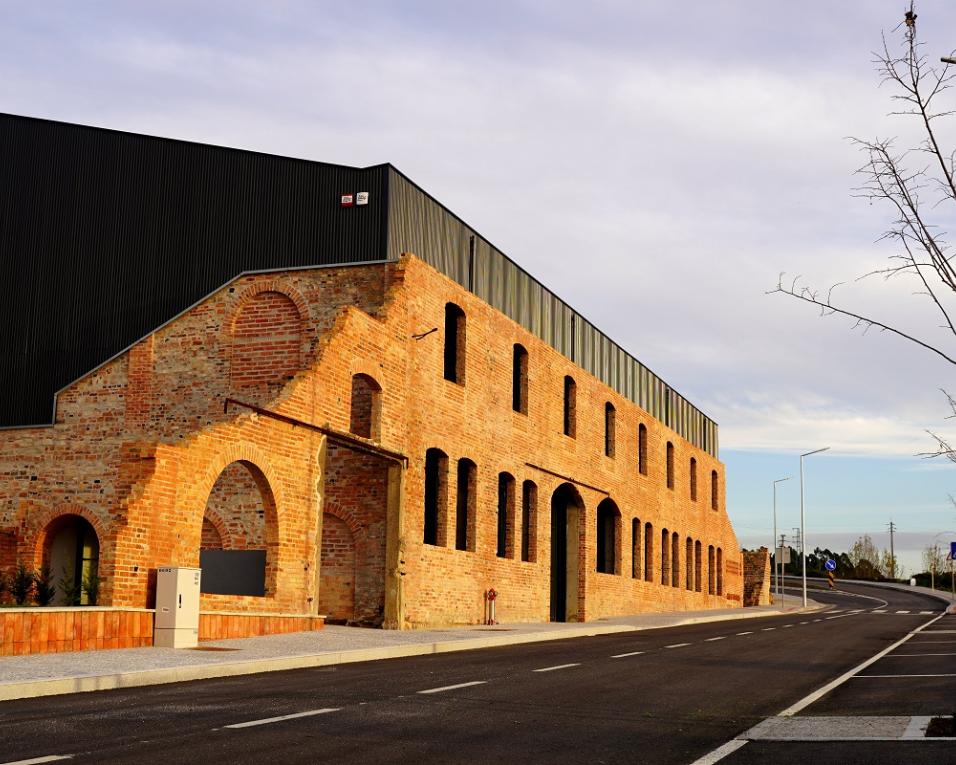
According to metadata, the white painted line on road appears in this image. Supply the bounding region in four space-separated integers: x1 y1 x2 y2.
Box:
902 716 932 739
665 643 691 649
736 631 753 636
829 610 844 614
873 610 887 614
611 651 645 658
825 614 852 620
704 636 726 642
761 627 776 631
417 681 487 694
813 619 822 622
921 630 956 634
920 611 935 615
687 738 748 764
0 757 74 765
533 663 580 673
224 708 340 728
799 621 809 625
855 673 956 678
777 612 945 718
782 624 794 628
896 610 911 614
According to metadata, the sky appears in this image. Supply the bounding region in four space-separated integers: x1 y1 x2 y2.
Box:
3 1 956 576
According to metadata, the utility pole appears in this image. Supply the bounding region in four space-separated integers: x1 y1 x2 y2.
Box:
887 520 897 580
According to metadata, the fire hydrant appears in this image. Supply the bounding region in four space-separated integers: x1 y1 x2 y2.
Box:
486 588 498 625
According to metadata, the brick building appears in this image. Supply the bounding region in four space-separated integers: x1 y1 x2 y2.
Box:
0 114 742 631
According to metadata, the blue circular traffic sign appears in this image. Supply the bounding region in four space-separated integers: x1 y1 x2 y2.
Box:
825 558 837 571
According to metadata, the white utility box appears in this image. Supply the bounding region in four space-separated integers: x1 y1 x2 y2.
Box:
154 566 201 648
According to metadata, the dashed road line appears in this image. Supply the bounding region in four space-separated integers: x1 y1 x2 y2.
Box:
782 624 794 628
736 631 753 636
224 708 340 729
665 643 691 649
704 636 726 642
0 757 75 765
761 627 776 632
417 681 487 694
532 663 580 673
896 610 911 614
611 651 644 658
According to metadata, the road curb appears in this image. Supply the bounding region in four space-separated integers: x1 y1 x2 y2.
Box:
0 606 819 702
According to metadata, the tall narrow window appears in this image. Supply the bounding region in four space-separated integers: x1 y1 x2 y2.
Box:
604 402 616 458
666 442 675 490
596 499 620 574
496 472 515 558
708 545 716 594
423 448 448 546
444 303 466 384
685 537 694 591
661 528 670 585
631 518 641 578
695 540 702 593
689 457 697 502
711 470 719 511
563 376 576 438
717 548 723 596
455 458 476 551
671 531 680 588
350 374 381 440
512 344 528 414
638 423 648 475
644 523 654 582
521 480 537 562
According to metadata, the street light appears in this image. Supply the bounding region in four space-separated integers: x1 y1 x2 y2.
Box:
773 477 792 600
800 447 830 608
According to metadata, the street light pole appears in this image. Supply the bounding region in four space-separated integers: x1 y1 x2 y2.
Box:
800 447 829 608
773 477 792 601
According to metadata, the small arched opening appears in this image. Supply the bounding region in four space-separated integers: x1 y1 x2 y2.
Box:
41 514 100 605
596 498 621 575
349 373 382 440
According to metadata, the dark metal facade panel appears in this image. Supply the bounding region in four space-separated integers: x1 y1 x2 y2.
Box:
386 167 719 456
0 114 389 426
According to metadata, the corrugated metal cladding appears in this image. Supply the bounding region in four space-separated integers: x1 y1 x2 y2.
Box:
0 114 390 427
386 170 719 457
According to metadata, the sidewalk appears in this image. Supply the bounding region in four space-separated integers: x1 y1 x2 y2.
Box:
0 596 817 702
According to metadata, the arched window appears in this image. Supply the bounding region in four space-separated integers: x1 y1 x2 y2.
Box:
455 458 476 551
638 424 648 475
604 402 616 458
631 518 641 579
497 472 516 558
596 499 621 574
711 470 719 511
661 528 670 585
444 303 466 384
350 373 382 440
41 514 101 605
671 531 680 588
513 344 529 414
695 540 703 593
689 457 697 502
521 480 537 562
685 537 694 591
708 545 716 594
717 547 724 596
423 448 448 546
666 442 675 490
644 523 654 582
563 376 576 438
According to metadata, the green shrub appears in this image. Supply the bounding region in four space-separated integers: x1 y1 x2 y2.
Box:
60 567 82 606
82 568 100 606
11 562 35 605
34 565 57 606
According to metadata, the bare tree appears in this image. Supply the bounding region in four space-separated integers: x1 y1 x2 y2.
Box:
772 3 956 459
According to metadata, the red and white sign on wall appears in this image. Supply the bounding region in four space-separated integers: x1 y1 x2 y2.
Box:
340 192 369 208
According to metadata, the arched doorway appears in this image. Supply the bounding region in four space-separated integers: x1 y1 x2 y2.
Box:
319 512 357 622
199 460 278 597
42 515 100 605
550 483 583 622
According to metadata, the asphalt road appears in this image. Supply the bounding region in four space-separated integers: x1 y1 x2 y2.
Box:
0 582 950 765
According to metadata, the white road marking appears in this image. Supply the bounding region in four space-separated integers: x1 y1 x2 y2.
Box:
921 630 956 634
665 643 691 649
855 673 956 678
799 621 809 625
224 708 340 728
777 613 945 717
705 636 726 642
417 681 487 694
896 610 910 614
902 716 932 739
687 738 748 764
829 610 843 614
782 624 794 628
611 651 644 658
736 631 753 636
825 614 852 620
0 757 74 765
920 611 935 615
813 619 822 622
873 610 887 614
761 627 776 631
532 663 580 673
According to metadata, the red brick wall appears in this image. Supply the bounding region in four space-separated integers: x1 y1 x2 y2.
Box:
743 548 771 606
0 609 153 655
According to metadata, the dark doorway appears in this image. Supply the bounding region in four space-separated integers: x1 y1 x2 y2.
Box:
550 483 582 622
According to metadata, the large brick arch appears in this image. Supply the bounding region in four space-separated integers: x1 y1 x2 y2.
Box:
228 280 311 332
